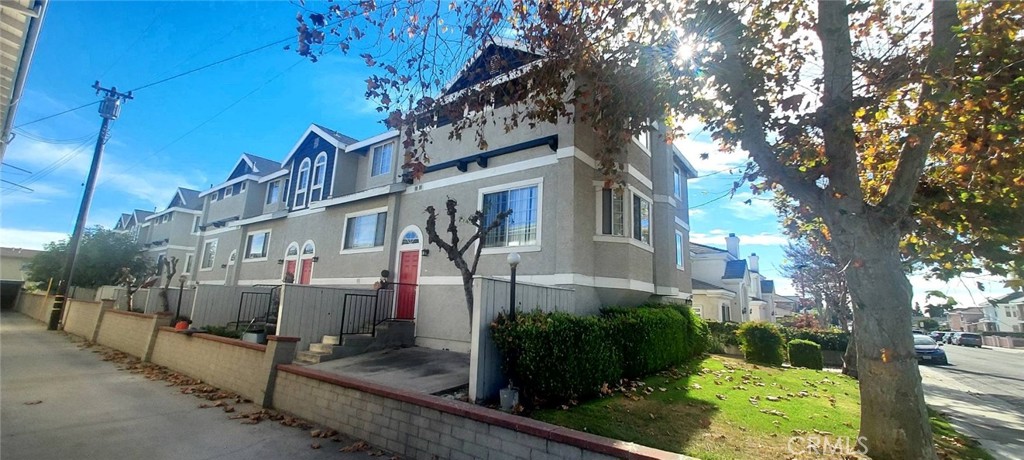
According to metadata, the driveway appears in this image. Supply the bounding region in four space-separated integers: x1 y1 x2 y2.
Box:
919 345 1024 460
0 311 385 460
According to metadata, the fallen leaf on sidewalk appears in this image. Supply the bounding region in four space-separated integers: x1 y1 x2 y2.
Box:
340 441 370 453
23 400 43 405
311 443 321 449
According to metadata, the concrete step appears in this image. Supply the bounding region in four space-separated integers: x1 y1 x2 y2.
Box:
293 350 330 365
321 335 340 345
341 334 374 348
309 342 335 354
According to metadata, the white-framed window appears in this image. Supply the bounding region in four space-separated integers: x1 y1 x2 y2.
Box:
239 182 246 192
675 231 685 269
295 158 311 207
184 253 195 274
371 143 393 177
599 187 625 236
200 239 218 270
480 179 541 249
342 208 387 250
635 131 650 153
245 230 271 260
302 241 315 256
633 193 651 245
286 243 299 258
311 152 327 201
192 216 202 234
673 165 683 199
225 185 234 197
266 180 281 205
401 230 419 245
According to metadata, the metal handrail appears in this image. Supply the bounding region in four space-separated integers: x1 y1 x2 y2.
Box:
340 289 396 337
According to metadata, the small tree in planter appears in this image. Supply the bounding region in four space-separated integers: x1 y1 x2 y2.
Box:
157 256 178 313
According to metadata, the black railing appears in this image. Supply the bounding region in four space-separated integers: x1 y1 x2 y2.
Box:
340 289 395 337
232 286 279 333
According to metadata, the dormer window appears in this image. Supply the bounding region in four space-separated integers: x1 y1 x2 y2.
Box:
371 143 393 177
311 152 327 202
295 158 311 207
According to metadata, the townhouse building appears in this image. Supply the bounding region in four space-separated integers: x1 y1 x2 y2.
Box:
114 39 730 353
131 188 203 276
689 233 781 323
112 209 154 242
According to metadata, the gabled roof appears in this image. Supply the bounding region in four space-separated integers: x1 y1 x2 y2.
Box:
132 209 153 222
691 242 728 255
442 38 543 96
723 259 748 280
167 187 202 211
114 213 132 230
990 291 1024 305
692 279 726 291
761 280 775 294
234 153 280 178
280 123 358 166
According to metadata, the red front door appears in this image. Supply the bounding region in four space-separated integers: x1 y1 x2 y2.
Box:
299 259 313 285
396 251 419 320
285 260 296 282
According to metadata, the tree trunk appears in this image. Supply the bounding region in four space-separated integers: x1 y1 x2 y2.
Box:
832 219 936 459
842 328 858 379
462 273 475 325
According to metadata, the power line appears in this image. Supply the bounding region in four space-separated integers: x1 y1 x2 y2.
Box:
99 57 308 186
13 101 102 129
1 162 32 173
1 179 33 192
127 35 294 93
12 128 96 145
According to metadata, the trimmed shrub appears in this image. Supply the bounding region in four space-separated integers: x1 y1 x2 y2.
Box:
708 321 741 347
738 322 786 366
491 311 621 405
780 327 850 352
789 339 824 370
202 325 242 339
602 305 706 378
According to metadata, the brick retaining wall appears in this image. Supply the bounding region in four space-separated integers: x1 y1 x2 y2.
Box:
15 292 50 323
273 365 691 460
64 300 105 341
95 310 169 359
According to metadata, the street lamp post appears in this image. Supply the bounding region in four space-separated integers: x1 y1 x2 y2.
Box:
174 273 188 324
507 252 521 321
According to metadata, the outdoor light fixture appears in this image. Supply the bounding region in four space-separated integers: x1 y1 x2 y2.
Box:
421 249 430 257
175 273 189 324
277 259 284 265
507 252 521 321
311 256 320 262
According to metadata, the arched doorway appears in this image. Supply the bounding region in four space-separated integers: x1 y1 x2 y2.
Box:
282 242 299 283
394 226 422 320
298 240 316 285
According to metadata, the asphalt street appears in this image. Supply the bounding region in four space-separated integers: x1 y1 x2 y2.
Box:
919 343 1024 460
0 311 384 460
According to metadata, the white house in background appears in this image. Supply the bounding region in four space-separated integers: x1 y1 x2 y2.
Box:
988 292 1024 332
689 233 781 323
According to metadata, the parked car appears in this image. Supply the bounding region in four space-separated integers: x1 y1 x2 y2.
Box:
958 332 983 348
912 328 926 335
950 332 962 345
914 335 948 365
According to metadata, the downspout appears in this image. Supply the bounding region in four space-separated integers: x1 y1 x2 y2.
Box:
1 0 49 160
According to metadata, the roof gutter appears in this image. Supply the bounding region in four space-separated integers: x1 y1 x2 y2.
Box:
1 0 48 160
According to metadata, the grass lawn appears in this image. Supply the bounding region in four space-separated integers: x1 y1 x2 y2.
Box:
533 356 990 460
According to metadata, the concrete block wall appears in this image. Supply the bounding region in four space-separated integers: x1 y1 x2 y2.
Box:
15 292 50 323
149 330 298 406
95 310 170 360
64 300 105 341
272 365 690 460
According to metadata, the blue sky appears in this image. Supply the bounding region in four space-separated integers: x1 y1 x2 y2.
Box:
0 1 1010 307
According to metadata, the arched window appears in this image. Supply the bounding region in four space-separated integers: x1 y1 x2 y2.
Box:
401 231 419 245
311 152 327 202
286 243 299 257
302 241 315 255
295 158 311 207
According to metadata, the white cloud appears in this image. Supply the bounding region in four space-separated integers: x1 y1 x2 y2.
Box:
674 137 750 176
690 229 790 247
909 272 1014 310
688 208 706 219
720 191 779 221
0 228 68 250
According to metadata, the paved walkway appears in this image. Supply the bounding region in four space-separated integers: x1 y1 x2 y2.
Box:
0 311 382 460
310 346 470 395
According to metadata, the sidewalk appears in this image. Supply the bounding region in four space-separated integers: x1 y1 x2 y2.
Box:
919 365 1024 460
0 311 382 460
982 345 1024 355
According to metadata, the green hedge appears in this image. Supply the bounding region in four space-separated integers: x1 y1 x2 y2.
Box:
708 321 741 347
780 327 850 352
788 339 823 370
601 304 708 378
491 311 621 404
738 322 786 366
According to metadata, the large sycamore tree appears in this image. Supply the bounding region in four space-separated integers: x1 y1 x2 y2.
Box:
295 1 1023 457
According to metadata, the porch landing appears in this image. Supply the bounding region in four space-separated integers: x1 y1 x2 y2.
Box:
308 346 470 395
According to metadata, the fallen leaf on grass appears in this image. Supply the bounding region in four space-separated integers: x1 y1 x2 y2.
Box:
715 394 727 400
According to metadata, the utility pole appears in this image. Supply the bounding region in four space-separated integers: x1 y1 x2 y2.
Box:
47 82 132 330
